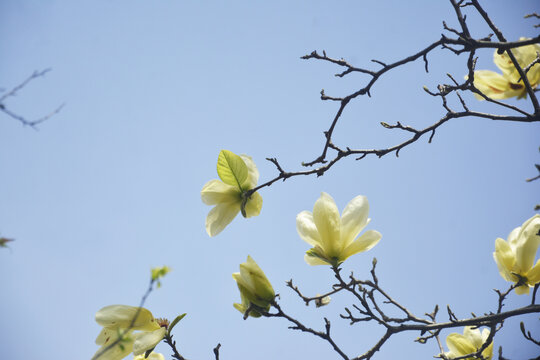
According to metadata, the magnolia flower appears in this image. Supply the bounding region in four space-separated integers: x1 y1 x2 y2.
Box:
472 38 540 100
493 214 540 295
93 305 166 360
296 193 382 266
444 327 493 360
232 256 275 318
201 150 263 237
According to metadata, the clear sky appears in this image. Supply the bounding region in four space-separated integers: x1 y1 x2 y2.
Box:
1 1 539 359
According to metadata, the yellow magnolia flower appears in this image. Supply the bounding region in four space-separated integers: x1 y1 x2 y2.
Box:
473 38 540 100
93 305 166 360
493 214 540 295
201 150 263 237
232 256 275 318
297 192 382 267
444 327 493 360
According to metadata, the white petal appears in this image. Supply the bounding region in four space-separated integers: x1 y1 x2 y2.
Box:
205 202 240 237
133 328 166 356
296 211 321 246
201 180 240 205
341 195 369 247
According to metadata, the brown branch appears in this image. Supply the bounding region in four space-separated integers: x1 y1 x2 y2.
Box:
261 300 351 360
0 69 63 129
520 322 540 347
213 343 221 360
164 333 188 360
286 278 342 306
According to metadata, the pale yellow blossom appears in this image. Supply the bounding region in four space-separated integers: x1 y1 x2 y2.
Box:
493 214 540 295
232 256 275 318
201 150 262 237
444 327 493 360
297 193 381 266
92 305 166 360
473 38 540 100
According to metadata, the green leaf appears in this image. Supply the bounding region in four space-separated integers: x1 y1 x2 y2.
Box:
216 150 248 190
167 313 187 336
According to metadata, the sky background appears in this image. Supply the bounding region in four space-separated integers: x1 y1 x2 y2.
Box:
1 1 539 359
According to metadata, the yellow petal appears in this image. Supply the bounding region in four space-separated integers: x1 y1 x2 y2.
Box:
446 333 476 356
507 226 521 247
495 41 540 83
526 259 540 285
205 202 241 237
240 256 275 301
341 230 382 262
340 195 370 248
244 191 263 218
95 328 132 346
304 252 331 266
514 215 540 273
472 70 519 100
134 353 165 360
132 327 166 356
312 192 341 259
201 180 240 205
296 211 321 247
95 305 160 331
483 342 494 360
515 284 530 295
92 343 133 360
493 238 515 282
233 272 260 306
463 326 483 349
240 154 259 189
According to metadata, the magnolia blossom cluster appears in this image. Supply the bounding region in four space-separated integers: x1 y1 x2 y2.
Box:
89 149 538 360
93 305 166 360
472 38 540 100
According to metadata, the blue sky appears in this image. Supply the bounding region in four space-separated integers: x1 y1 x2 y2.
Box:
1 1 539 359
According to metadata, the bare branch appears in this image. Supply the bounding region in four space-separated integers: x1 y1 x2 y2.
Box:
0 69 63 129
